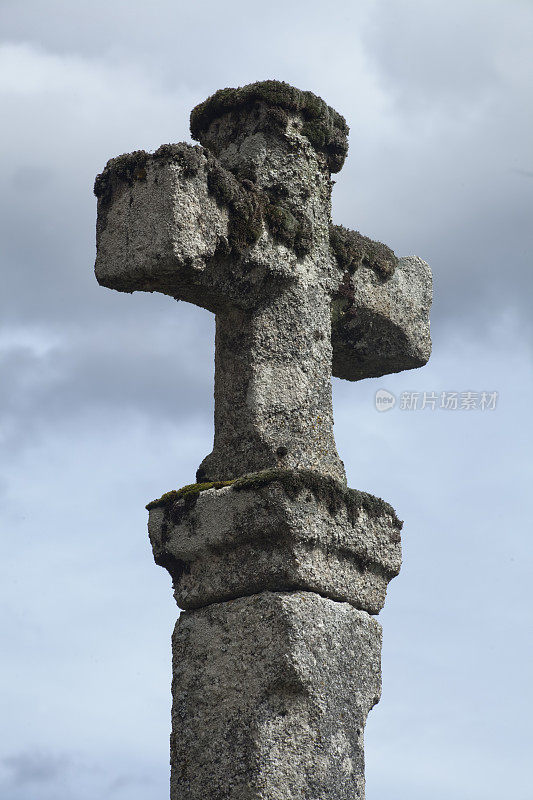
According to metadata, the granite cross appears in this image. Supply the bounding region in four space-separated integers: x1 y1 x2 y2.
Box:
94 81 432 800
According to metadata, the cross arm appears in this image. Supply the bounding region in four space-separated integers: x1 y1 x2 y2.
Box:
94 144 276 313
329 225 432 381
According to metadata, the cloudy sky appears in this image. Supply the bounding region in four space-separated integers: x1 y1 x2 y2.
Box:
1 1 532 798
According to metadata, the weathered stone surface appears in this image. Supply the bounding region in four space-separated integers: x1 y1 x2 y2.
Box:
148 478 401 613
332 255 432 381
171 591 381 800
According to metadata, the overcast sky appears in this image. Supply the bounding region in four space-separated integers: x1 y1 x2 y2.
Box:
1 1 532 798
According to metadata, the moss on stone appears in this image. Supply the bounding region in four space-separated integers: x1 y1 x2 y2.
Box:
262 201 311 255
300 120 327 149
190 80 349 173
232 469 402 529
93 144 204 208
265 105 290 136
329 224 398 279
94 150 149 206
205 155 312 257
264 203 298 240
153 142 205 176
190 80 348 138
205 157 264 254
147 468 402 530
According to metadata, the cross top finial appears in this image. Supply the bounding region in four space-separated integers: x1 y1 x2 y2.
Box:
190 80 350 174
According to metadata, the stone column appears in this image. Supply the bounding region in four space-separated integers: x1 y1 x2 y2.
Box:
148 472 402 799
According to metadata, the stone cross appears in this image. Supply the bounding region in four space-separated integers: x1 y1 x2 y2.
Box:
94 81 431 800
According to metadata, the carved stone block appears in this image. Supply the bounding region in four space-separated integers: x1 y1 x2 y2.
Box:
148 476 401 614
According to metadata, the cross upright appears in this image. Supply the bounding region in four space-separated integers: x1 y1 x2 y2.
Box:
94 81 432 800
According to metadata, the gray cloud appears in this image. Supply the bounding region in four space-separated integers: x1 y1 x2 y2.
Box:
0 749 167 799
0 307 214 468
108 773 155 792
2 750 70 785
0 304 214 452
